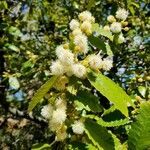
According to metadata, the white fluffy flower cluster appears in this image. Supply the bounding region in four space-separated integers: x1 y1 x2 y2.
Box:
50 10 114 79
50 45 86 78
46 10 116 141
102 57 113 71
79 11 95 22
72 120 85 135
41 104 53 119
69 19 80 30
105 8 129 43
88 54 113 71
41 97 67 141
69 11 95 54
116 8 129 20
110 22 122 33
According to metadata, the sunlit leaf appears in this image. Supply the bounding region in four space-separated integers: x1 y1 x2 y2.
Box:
138 86 146 97
32 143 51 150
85 119 114 150
85 115 129 127
28 76 58 112
4 43 20 52
87 71 133 116
8 26 22 37
92 23 113 41
128 102 150 150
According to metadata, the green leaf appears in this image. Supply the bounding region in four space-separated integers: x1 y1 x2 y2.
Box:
88 35 107 53
87 71 133 116
102 105 116 116
85 119 114 150
128 6 135 15
85 115 129 127
8 26 22 37
105 43 113 56
4 43 20 52
0 1 8 10
130 2 140 8
21 60 34 70
69 89 102 112
76 90 102 112
68 142 97 150
87 0 95 10
110 131 127 150
28 76 58 112
128 101 150 150
138 86 146 97
32 143 51 150
92 24 113 41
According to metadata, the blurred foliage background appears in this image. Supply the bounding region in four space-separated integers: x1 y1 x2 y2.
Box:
0 0 149 149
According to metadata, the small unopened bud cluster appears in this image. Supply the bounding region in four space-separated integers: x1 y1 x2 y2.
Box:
104 8 129 43
41 97 67 141
88 54 113 71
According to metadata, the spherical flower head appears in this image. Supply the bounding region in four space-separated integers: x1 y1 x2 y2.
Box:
116 8 128 20
110 22 122 33
78 11 92 22
124 27 129 32
74 34 88 54
107 15 116 23
64 65 74 77
52 108 67 124
102 57 113 71
103 25 110 31
72 63 86 78
118 34 125 44
55 97 67 110
50 60 65 76
55 45 65 58
72 121 84 134
72 28 82 37
41 104 53 119
63 43 69 49
69 19 80 30
88 54 103 70
81 21 92 35
56 45 74 65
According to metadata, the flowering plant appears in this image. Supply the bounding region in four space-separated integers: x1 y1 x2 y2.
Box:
28 9 135 149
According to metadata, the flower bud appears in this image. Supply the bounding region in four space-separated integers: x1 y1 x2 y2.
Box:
124 27 129 31
138 78 143 82
63 43 69 49
146 76 150 81
121 21 128 26
103 25 110 31
107 15 116 23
